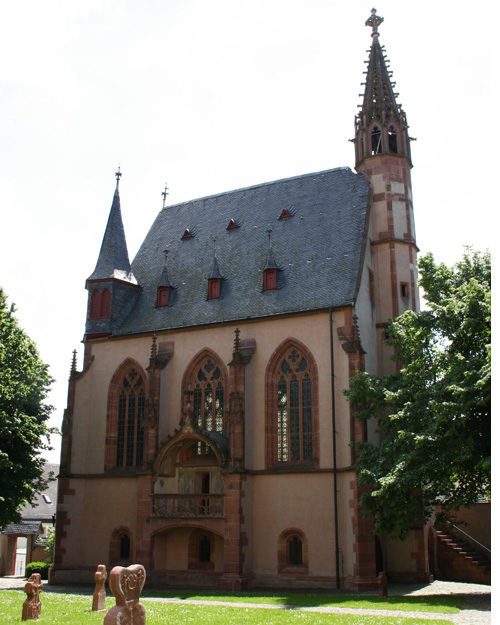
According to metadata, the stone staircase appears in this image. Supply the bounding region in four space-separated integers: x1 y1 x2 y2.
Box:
434 529 490 585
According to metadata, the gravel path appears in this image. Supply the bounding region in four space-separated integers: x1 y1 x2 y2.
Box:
0 576 491 624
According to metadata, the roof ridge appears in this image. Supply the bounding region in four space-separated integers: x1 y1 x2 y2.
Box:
162 166 356 210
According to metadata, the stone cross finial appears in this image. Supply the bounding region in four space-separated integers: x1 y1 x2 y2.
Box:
365 8 383 38
161 182 169 208
92 564 107 611
103 564 146 625
22 573 42 620
115 165 122 189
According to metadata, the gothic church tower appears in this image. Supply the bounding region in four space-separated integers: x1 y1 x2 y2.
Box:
354 9 419 375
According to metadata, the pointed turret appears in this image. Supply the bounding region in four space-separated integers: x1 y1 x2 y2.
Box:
84 169 140 339
87 170 137 284
354 9 412 168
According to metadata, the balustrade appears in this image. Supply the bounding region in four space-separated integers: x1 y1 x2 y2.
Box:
153 494 224 518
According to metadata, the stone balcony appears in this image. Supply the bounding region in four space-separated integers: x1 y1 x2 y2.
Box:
153 494 224 519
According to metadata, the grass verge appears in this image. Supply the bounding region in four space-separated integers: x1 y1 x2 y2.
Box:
0 589 456 625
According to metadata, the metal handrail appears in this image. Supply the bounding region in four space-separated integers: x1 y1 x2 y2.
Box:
450 524 491 558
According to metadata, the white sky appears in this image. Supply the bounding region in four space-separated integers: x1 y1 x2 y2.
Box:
0 0 494 464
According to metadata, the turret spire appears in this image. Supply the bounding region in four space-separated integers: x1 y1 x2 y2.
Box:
87 170 137 284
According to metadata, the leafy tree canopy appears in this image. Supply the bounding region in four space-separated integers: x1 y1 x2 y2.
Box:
345 249 490 539
0 288 54 528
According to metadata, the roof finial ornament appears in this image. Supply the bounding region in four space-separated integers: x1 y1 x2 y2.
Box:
365 8 383 39
267 227 272 249
69 349 77 379
115 165 122 189
234 327 241 353
161 182 169 209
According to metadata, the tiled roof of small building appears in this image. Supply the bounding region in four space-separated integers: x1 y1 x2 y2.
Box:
115 167 370 336
1 520 42 536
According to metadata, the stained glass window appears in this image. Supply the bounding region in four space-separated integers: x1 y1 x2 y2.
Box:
188 356 225 454
275 346 314 464
115 369 145 468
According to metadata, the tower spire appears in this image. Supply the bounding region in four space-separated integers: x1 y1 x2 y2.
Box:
354 9 412 168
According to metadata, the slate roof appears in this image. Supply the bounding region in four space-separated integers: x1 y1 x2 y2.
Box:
115 167 370 336
1 521 42 536
19 464 58 521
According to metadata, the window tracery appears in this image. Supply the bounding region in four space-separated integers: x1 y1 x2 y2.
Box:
116 368 145 468
266 341 318 467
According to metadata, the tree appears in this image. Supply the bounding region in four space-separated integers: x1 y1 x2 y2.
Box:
345 249 490 539
0 288 54 528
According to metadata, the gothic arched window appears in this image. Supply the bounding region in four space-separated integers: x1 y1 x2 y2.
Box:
266 341 318 467
190 356 225 435
116 368 145 468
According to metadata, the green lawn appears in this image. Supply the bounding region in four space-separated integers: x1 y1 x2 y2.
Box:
142 589 463 614
0 589 456 625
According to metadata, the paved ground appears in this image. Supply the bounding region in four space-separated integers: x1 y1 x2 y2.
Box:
0 576 491 624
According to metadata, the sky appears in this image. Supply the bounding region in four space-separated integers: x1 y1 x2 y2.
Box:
0 0 494 464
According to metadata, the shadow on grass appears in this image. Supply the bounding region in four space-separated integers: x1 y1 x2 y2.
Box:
139 589 467 613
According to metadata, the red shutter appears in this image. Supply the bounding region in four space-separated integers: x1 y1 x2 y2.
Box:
100 288 110 318
157 287 169 307
90 290 101 319
208 278 221 300
263 269 277 290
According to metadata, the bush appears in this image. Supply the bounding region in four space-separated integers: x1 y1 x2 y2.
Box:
25 561 51 580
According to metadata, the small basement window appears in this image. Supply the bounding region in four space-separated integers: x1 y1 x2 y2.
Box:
263 268 277 291
207 278 221 300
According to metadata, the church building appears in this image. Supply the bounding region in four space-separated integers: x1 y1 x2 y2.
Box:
51 10 430 590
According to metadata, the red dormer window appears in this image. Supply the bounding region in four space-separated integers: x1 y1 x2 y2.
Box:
157 286 170 307
207 278 221 300
263 268 277 291
181 228 194 240
227 219 239 230
279 208 292 220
